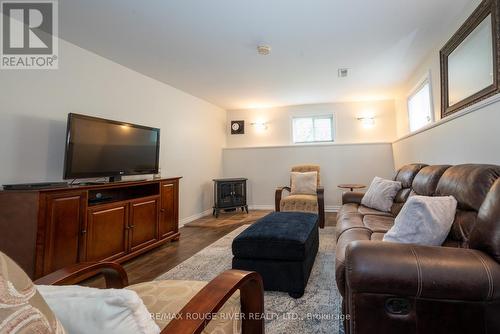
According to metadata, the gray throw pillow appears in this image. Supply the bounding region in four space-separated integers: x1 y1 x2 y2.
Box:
361 177 402 212
383 195 458 246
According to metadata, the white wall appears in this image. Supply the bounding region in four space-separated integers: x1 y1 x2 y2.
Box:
393 98 500 168
395 0 482 138
223 143 395 209
0 39 226 223
392 0 500 168
226 100 397 148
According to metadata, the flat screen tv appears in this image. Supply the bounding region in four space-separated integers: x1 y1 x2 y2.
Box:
63 113 160 180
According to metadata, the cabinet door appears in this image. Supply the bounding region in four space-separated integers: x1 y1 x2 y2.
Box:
85 203 128 262
231 182 246 206
159 181 178 239
42 191 86 276
129 197 159 252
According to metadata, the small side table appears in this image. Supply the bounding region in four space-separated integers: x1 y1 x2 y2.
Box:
337 184 366 192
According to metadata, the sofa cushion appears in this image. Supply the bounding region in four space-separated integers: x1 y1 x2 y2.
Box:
232 212 318 261
448 210 478 247
436 164 500 246
412 165 451 196
337 203 392 224
361 177 402 212
390 163 428 216
358 205 393 217
0 251 66 334
336 213 364 241
362 215 394 233
470 179 500 262
371 233 385 241
337 203 359 217
127 280 240 332
280 194 318 213
383 195 458 246
436 164 500 211
394 163 428 188
336 213 393 242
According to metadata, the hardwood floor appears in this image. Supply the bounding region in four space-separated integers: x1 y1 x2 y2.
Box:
82 210 337 288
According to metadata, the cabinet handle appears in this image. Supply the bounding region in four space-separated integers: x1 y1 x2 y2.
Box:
81 230 87 235
129 225 135 229
161 209 166 213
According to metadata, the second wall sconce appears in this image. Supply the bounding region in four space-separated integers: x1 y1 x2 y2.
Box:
251 121 268 131
356 116 375 128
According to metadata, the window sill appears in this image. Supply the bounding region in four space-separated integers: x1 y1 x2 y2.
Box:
394 92 500 143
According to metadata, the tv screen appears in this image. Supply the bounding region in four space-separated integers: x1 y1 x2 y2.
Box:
64 113 160 179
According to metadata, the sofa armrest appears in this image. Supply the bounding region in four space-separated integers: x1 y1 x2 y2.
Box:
275 186 291 211
346 241 500 301
342 191 364 205
33 262 128 289
162 270 264 334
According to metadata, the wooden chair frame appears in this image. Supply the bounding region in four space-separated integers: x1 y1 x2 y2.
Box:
34 263 265 334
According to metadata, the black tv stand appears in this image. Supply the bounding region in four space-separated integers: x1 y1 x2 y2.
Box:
109 175 123 182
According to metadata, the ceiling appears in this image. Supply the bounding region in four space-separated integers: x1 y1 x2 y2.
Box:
60 0 475 110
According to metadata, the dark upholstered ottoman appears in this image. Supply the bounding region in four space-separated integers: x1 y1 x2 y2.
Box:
232 212 319 298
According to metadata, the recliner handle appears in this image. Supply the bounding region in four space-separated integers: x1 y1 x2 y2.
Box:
385 297 411 315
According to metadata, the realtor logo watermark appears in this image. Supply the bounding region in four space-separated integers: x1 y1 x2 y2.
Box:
1 0 58 69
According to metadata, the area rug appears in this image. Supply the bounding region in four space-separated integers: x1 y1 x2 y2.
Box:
156 225 343 334
184 210 271 228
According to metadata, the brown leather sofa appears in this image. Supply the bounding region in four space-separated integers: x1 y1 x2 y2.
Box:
335 164 500 334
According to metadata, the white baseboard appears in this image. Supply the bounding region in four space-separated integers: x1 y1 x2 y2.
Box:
179 205 341 227
250 204 340 212
249 205 274 210
179 208 212 227
325 205 341 212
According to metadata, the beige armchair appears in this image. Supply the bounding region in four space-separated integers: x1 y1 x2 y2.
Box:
275 164 325 228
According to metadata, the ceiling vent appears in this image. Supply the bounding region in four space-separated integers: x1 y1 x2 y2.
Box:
257 45 271 56
338 68 349 78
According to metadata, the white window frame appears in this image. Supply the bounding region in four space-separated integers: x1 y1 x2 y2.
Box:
291 114 335 144
407 71 435 133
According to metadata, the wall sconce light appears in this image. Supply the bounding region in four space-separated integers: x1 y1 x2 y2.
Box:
251 121 268 131
357 116 375 128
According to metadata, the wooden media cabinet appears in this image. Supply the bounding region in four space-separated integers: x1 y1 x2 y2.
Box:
0 177 181 279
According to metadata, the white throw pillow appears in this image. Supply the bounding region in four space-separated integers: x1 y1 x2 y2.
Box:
383 195 458 246
290 172 317 195
37 285 160 334
361 177 402 212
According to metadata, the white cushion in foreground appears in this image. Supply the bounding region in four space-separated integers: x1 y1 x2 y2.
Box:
37 285 160 334
361 176 402 212
383 195 458 246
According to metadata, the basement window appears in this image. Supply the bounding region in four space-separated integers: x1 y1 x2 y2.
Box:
408 76 434 132
292 115 334 143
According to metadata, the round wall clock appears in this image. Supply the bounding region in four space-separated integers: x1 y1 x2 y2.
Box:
231 120 245 135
